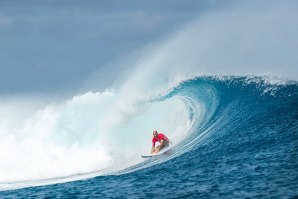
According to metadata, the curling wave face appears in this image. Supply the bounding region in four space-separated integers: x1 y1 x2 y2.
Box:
110 76 298 198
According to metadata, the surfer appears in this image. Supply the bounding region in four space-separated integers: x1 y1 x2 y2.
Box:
151 130 172 154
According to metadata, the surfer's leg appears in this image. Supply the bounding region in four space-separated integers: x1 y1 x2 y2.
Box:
154 145 162 154
159 140 169 151
152 146 160 154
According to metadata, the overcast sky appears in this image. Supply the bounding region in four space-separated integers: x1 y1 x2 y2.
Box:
0 0 227 95
0 0 297 96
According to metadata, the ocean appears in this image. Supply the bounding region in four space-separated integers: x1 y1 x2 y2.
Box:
0 76 297 198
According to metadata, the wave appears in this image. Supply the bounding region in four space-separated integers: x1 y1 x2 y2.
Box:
1 75 297 192
116 76 297 173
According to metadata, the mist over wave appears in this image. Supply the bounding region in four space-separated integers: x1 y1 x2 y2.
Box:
85 0 298 93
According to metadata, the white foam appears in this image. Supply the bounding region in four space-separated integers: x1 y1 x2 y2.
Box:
0 87 190 190
0 90 115 184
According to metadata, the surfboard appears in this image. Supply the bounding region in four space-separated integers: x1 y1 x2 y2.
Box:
141 147 172 158
141 155 154 158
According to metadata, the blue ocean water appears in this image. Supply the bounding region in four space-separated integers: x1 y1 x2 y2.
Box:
1 76 297 198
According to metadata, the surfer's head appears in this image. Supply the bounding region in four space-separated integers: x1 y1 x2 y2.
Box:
153 130 158 137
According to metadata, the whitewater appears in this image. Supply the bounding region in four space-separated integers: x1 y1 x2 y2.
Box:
1 1 298 198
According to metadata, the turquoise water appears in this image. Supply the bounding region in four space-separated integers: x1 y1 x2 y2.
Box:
1 76 297 198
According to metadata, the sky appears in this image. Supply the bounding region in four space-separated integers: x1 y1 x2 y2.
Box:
0 0 297 96
0 0 224 95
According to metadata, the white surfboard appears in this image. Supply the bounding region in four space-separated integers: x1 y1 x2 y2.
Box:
141 147 172 158
141 155 155 158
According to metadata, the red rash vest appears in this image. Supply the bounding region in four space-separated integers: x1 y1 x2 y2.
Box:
152 133 169 147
